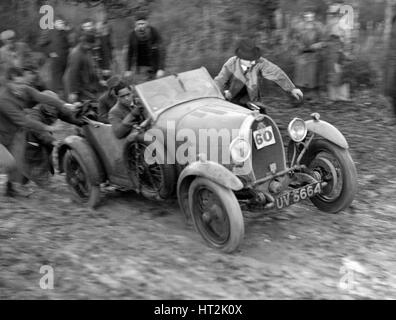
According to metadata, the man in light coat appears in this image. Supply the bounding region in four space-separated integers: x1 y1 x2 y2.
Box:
214 39 303 107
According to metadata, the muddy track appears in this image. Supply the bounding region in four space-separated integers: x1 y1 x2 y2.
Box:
1 91 395 299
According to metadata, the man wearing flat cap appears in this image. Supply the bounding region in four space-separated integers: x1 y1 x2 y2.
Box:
214 39 303 107
124 10 166 83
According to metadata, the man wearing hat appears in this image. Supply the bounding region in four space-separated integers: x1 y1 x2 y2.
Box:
97 75 121 123
124 10 166 83
214 39 303 107
63 33 102 102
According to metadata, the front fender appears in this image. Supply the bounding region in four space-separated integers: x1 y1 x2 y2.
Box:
176 160 243 223
305 119 349 149
58 135 106 185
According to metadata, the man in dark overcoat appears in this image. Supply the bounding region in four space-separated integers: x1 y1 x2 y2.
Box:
63 33 102 103
39 18 71 94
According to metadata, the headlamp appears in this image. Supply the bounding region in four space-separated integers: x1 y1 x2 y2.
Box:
229 138 251 164
288 118 307 142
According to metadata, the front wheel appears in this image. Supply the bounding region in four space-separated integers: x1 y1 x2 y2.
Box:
188 178 244 253
63 149 101 209
303 139 357 213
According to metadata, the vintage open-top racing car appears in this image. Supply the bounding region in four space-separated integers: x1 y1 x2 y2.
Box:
58 67 357 253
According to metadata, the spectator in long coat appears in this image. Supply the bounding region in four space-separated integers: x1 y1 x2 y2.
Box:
96 18 114 72
293 9 325 97
39 19 70 94
124 11 166 83
63 33 102 103
323 5 350 102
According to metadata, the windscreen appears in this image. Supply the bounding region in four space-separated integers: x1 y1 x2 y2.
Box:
135 67 224 114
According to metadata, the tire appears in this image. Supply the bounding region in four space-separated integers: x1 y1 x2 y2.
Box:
124 140 176 199
63 149 101 209
188 177 244 253
303 139 357 213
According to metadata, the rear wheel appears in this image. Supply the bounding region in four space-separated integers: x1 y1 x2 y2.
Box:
188 178 244 253
303 139 357 213
63 149 101 209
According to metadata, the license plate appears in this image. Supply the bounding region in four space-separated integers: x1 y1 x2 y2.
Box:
275 182 322 210
253 126 276 149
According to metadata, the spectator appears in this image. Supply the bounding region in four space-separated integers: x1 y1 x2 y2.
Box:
39 18 71 95
124 10 166 83
63 33 103 103
324 4 351 101
293 7 325 99
96 16 114 73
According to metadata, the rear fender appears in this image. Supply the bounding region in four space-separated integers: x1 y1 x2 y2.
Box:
58 135 106 185
177 160 243 222
305 119 349 149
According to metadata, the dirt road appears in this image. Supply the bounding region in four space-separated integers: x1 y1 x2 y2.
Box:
1 91 395 299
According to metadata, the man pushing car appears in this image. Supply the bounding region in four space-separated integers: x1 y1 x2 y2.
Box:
214 38 303 108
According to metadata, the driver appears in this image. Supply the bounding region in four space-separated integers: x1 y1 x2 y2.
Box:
108 82 144 139
214 38 303 107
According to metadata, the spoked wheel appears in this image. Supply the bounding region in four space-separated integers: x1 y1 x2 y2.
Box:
188 178 244 253
125 140 175 199
63 149 101 208
304 139 357 213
